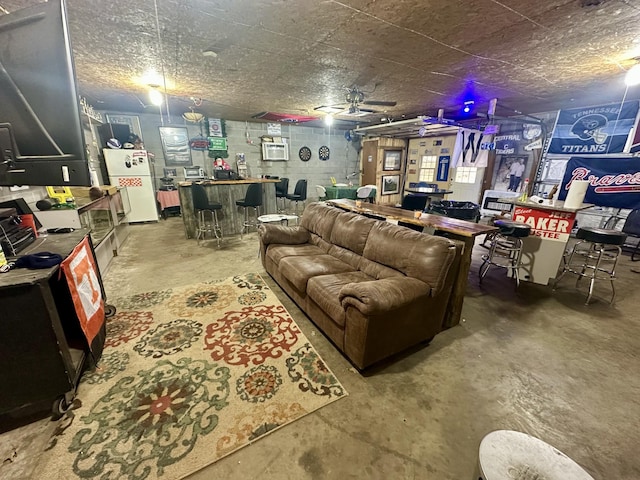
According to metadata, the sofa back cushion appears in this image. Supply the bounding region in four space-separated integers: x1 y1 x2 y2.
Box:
329 212 376 256
362 222 456 294
300 203 341 241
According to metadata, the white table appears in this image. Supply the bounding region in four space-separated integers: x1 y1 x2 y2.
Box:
476 430 593 480
257 214 298 225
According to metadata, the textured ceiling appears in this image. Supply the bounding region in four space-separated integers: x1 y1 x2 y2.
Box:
3 0 640 127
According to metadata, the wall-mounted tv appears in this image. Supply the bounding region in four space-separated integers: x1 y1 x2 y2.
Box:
0 0 91 186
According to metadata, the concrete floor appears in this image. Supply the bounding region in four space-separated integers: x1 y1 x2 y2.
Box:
2 216 640 479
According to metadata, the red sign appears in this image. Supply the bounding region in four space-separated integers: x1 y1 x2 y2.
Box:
513 206 576 242
61 237 105 347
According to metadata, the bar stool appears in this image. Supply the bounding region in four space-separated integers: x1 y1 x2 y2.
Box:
479 219 531 287
236 183 263 239
286 179 307 215
275 177 289 213
191 184 223 247
553 227 627 305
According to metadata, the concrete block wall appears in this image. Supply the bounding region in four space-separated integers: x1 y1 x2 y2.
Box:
0 186 48 208
105 113 361 201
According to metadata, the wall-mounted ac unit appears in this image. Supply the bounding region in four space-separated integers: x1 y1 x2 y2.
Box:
261 142 289 161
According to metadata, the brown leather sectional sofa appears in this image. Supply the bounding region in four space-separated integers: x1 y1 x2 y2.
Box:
258 202 461 369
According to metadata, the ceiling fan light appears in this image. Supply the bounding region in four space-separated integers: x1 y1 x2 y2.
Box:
183 111 204 122
324 114 334 126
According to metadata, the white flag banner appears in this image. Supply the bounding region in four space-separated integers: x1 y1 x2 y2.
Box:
451 128 491 167
209 118 223 137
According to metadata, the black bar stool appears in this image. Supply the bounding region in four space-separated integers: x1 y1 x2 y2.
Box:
191 184 223 247
286 179 307 215
236 183 263 238
553 227 627 305
479 219 531 287
275 177 289 213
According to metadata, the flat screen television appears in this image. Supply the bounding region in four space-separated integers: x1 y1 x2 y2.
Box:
0 0 91 186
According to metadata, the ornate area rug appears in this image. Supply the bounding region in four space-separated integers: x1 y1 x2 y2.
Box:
33 274 347 480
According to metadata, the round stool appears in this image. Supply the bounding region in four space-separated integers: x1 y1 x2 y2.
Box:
475 430 593 480
553 227 627 305
479 219 531 288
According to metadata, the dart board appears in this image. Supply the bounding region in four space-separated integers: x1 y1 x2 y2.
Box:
299 146 311 162
319 145 330 161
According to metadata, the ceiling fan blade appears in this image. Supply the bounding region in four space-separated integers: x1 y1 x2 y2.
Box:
362 100 397 107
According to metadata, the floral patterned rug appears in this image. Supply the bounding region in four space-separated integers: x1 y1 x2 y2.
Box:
33 274 347 480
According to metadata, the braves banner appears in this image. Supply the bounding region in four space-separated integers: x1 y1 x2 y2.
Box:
548 101 639 155
559 156 640 209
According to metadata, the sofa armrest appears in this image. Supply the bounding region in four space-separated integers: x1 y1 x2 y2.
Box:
258 224 310 245
339 277 431 315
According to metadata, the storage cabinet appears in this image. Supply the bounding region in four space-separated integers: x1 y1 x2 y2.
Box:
32 189 130 274
0 231 106 418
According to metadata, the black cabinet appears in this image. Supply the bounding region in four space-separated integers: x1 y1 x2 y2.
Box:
0 230 106 418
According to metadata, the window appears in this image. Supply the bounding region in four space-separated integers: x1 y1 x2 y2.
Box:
454 167 478 184
419 155 437 182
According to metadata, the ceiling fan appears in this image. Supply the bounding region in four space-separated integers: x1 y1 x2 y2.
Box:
315 85 397 116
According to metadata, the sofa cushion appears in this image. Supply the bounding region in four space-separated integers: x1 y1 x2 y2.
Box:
266 244 325 264
329 212 376 255
300 203 341 241
307 271 373 327
358 256 405 280
362 222 455 295
279 254 356 292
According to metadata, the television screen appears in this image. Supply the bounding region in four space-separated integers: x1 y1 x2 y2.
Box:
0 0 90 186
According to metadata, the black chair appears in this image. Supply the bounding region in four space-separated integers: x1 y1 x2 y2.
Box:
554 227 627 304
479 219 531 288
192 184 223 247
622 209 640 261
236 183 263 238
401 194 428 212
286 179 307 215
275 177 289 213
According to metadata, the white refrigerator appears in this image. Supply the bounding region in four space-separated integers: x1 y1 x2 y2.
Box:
103 149 158 223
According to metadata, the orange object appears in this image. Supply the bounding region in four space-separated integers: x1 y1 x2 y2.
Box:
21 213 38 237
60 237 105 348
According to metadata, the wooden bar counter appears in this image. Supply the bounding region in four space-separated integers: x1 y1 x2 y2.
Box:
328 199 498 328
179 178 278 238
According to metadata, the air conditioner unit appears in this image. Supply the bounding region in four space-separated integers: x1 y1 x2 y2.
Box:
261 142 289 161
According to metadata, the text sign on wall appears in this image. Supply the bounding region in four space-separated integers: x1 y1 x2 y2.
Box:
437 155 450 181
513 207 576 242
548 101 639 155
559 156 640 209
208 137 228 151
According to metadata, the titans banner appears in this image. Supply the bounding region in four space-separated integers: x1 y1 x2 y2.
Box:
548 101 639 155
559 157 640 209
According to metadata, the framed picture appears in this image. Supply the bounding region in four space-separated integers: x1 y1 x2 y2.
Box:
381 174 401 195
159 126 192 166
383 149 402 171
105 114 143 142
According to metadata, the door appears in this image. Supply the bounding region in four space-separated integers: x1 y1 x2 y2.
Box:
448 166 485 203
361 140 377 186
113 175 157 222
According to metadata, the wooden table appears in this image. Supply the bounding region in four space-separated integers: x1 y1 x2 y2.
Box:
328 199 498 327
179 178 279 238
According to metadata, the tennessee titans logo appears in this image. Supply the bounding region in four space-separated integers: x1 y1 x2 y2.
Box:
570 114 608 144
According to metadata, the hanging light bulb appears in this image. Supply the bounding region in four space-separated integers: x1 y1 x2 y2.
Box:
324 114 334 126
149 88 164 106
625 64 640 87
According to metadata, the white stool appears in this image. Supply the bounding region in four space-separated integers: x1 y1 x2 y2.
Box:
475 430 593 480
